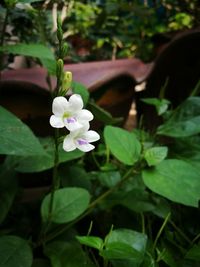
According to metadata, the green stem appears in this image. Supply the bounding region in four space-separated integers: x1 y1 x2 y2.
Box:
191 232 200 246
169 220 192 245
48 129 60 218
152 212 171 252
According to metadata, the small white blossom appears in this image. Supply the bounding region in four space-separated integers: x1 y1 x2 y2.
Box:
63 124 100 152
50 95 93 132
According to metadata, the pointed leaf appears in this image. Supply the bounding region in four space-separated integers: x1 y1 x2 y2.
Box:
101 229 147 263
144 146 168 166
76 236 103 251
104 126 141 165
0 106 46 156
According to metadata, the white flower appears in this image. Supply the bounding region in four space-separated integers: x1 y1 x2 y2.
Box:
63 124 100 152
50 95 93 131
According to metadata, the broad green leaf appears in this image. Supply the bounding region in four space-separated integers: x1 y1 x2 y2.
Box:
157 97 200 137
0 163 17 224
11 137 83 173
0 106 46 156
41 187 90 224
44 241 95 267
40 58 56 75
142 159 200 207
0 235 33 267
0 44 55 74
88 101 123 125
76 236 103 250
104 126 141 165
144 146 168 166
71 82 89 106
142 98 170 115
97 171 121 188
185 245 200 261
101 229 147 263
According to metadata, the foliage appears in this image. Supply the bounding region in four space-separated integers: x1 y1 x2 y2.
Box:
1 76 200 266
0 0 199 65
0 2 200 267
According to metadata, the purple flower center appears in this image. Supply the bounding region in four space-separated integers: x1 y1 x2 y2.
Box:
77 139 88 145
66 117 76 123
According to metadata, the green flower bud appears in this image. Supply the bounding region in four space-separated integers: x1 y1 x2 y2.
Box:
56 59 64 79
61 71 73 95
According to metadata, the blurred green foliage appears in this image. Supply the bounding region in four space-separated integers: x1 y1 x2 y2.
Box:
0 0 199 62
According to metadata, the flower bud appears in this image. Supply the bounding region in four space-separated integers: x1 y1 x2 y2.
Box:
56 59 64 79
61 71 72 94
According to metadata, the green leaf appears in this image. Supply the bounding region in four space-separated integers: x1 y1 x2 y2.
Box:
40 58 56 75
185 245 200 261
157 97 200 137
0 235 33 267
101 229 147 263
76 236 104 250
88 101 123 125
72 82 89 106
144 146 168 166
142 98 170 115
142 159 200 207
0 106 46 156
0 44 55 74
98 171 121 188
0 162 18 224
11 137 84 173
44 241 95 267
104 126 141 165
41 187 90 224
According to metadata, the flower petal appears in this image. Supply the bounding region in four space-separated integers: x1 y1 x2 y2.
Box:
52 96 69 116
76 140 95 152
64 118 83 132
82 130 100 143
50 115 65 128
63 135 77 152
77 109 94 122
68 94 83 112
